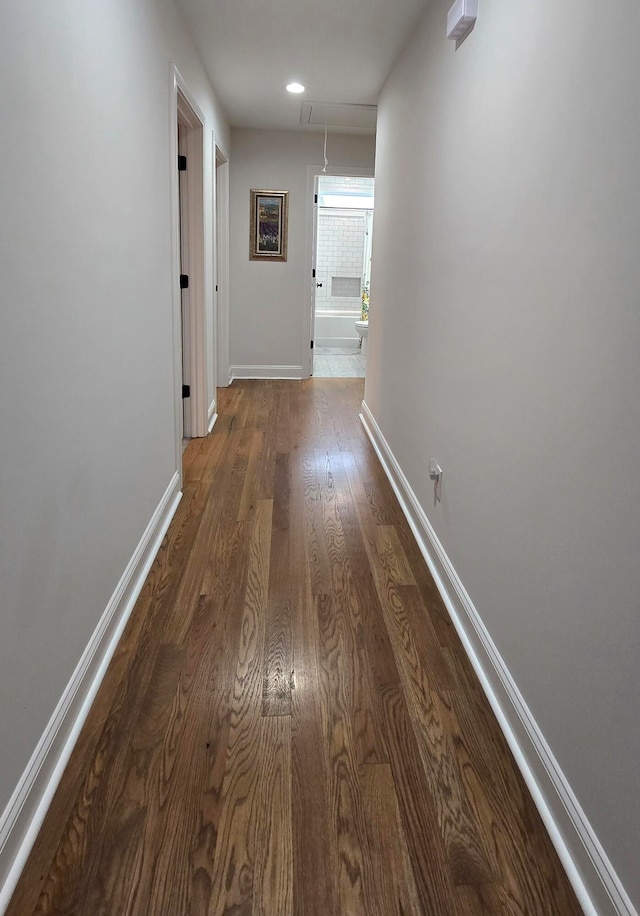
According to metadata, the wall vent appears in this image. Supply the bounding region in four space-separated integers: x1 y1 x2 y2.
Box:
331 276 361 298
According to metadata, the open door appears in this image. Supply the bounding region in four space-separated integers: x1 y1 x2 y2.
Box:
172 75 207 450
309 176 320 376
177 125 191 439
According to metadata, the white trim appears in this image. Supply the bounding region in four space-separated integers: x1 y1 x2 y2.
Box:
359 399 637 916
229 365 303 380
214 139 230 388
0 472 182 913
207 398 218 434
180 87 207 438
169 68 184 480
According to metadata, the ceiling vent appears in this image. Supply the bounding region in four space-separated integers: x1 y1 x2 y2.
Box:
300 101 377 133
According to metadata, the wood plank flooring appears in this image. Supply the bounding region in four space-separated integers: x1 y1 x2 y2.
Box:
7 379 582 915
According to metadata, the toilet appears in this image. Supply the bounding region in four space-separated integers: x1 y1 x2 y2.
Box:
355 319 369 355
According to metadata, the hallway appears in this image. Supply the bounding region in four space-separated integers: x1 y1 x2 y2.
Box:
8 380 580 915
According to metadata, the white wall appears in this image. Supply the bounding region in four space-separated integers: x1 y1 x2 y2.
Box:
0 0 228 831
229 129 375 373
366 0 640 907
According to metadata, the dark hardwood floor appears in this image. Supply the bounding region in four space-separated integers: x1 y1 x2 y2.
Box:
8 379 582 915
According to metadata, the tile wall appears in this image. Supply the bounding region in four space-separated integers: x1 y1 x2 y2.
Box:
315 211 366 313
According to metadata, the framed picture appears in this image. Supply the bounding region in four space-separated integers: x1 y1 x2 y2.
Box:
249 189 289 261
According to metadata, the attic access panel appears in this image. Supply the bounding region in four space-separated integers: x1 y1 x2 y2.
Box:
300 101 377 132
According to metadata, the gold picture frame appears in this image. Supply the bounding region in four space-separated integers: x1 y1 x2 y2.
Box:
249 189 289 261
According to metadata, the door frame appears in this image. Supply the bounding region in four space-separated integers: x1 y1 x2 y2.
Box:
214 139 230 388
303 165 375 379
169 65 207 476
177 122 192 439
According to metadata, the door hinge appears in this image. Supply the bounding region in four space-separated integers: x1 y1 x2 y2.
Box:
215 284 218 292
312 268 316 278
180 274 189 289
314 193 318 204
310 340 314 349
178 155 187 171
182 384 190 398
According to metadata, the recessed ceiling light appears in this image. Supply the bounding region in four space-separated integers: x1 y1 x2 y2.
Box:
286 82 305 94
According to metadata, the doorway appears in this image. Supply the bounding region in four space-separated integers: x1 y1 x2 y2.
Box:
171 68 207 472
310 174 374 378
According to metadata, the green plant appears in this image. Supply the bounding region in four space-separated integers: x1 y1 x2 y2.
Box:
361 282 369 321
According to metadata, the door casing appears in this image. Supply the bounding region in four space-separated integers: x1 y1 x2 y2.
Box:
170 66 207 477
214 141 230 388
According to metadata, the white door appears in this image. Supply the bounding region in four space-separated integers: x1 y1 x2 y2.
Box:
309 176 320 376
178 125 191 438
362 209 373 305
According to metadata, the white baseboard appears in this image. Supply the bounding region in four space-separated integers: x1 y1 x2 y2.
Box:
315 337 359 349
359 400 636 916
207 398 217 433
0 472 182 913
229 365 303 380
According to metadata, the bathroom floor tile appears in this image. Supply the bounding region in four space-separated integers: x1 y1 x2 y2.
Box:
313 349 366 378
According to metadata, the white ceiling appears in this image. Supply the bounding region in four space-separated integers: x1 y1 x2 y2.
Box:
175 0 431 132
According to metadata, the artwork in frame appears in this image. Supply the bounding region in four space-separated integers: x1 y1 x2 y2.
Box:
249 189 289 261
